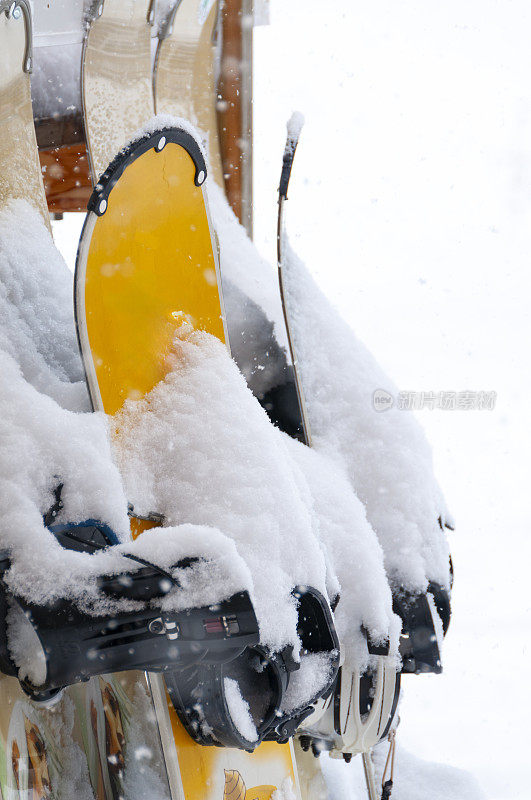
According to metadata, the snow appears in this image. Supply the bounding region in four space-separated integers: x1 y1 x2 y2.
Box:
0 200 89 411
285 437 400 669
129 113 207 162
321 744 486 800
224 677 259 744
280 653 333 715
208 178 399 667
6 600 47 685
286 112 305 150
0 202 248 624
281 241 451 595
112 320 327 653
272 778 298 800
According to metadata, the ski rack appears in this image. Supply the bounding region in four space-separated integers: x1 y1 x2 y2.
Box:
1 1 33 73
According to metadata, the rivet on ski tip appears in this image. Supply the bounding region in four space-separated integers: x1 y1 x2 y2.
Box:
98 199 107 214
157 136 166 151
197 170 205 185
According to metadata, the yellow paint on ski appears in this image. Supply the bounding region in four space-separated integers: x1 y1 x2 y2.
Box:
83 142 224 415
168 712 294 800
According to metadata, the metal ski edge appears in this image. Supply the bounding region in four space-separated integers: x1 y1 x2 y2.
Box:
276 126 312 447
74 210 101 413
148 672 186 800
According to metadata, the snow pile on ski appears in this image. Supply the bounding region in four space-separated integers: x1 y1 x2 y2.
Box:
129 113 207 162
0 200 89 412
0 202 250 620
113 321 327 653
286 438 400 667
286 111 305 146
281 242 451 593
271 778 298 800
208 184 399 665
209 143 451 596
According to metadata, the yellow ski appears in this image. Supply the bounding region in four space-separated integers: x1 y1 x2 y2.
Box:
75 124 302 800
0 6 172 800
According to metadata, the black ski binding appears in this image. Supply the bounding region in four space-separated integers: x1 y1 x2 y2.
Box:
0 520 258 701
393 582 451 674
167 586 339 751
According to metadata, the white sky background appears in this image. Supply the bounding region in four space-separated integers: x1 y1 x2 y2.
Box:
252 2 531 799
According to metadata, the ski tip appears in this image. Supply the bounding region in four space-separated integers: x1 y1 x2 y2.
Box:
279 113 304 199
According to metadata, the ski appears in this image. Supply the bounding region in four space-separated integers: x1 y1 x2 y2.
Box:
81 2 312 795
82 0 156 183
0 6 175 800
0 0 49 227
154 0 224 187
75 122 311 800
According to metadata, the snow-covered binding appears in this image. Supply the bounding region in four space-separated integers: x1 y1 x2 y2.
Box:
166 586 339 751
394 581 451 674
0 520 258 702
295 631 400 762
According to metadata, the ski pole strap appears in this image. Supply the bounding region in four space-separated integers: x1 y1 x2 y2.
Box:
381 729 396 800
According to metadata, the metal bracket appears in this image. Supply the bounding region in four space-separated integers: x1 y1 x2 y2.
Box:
1 0 33 73
85 0 105 27
157 0 184 40
147 0 157 27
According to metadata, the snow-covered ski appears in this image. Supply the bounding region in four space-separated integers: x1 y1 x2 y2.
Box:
75 118 330 799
